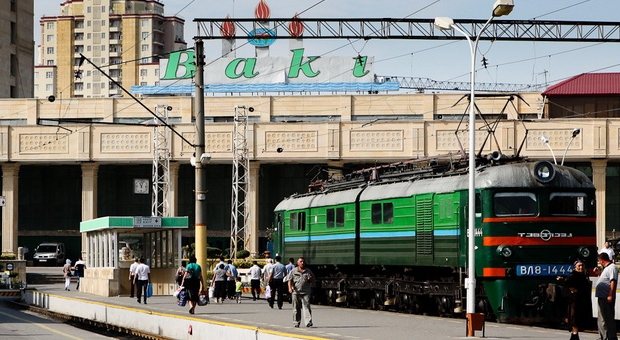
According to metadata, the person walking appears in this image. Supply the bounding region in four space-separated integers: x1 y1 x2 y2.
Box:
62 259 72 291
74 257 87 291
133 257 150 304
268 256 287 309
562 260 592 340
181 255 205 314
226 259 239 300
211 263 228 303
286 258 295 274
234 276 243 303
262 258 273 287
595 252 618 340
129 258 139 298
248 260 262 301
287 257 315 328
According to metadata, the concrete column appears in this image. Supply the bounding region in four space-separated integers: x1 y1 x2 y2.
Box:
1 164 19 255
591 159 607 249
169 162 180 217
327 161 346 181
81 163 99 259
248 162 260 257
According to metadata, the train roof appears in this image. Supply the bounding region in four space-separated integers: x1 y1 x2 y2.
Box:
274 161 594 210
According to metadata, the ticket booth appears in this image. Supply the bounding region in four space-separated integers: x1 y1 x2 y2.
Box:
79 216 188 297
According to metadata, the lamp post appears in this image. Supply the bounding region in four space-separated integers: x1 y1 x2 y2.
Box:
434 0 514 334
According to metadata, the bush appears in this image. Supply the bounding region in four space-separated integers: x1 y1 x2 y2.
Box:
207 247 222 258
236 249 250 259
0 253 16 260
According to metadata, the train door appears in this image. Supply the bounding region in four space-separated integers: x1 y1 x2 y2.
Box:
273 212 284 257
415 193 434 265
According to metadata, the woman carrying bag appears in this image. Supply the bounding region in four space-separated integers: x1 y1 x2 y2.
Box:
181 255 205 314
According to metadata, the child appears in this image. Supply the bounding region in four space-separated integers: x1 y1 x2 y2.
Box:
235 276 243 303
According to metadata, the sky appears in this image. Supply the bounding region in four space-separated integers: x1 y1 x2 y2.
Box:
34 0 620 92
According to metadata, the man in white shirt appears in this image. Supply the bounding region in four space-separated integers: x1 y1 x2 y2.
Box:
129 258 139 298
133 257 150 304
248 261 262 301
601 241 616 263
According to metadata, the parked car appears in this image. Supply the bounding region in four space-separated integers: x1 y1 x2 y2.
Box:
33 242 66 266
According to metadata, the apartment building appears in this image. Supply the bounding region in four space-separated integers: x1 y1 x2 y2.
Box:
35 0 186 99
0 0 34 98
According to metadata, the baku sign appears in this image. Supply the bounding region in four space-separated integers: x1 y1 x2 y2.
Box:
160 48 374 85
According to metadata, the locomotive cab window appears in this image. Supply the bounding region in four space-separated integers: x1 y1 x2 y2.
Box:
372 202 394 224
290 212 306 231
327 207 345 228
549 192 587 216
493 192 537 216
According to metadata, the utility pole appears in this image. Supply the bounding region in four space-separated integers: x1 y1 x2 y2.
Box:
194 39 208 276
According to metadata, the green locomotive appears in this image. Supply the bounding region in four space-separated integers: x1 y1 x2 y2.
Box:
273 158 596 323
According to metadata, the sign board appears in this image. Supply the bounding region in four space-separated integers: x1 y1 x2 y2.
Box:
160 48 374 85
6 263 13 271
133 217 162 228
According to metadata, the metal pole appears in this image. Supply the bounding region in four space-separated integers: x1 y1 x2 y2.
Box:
194 39 208 278
452 15 493 321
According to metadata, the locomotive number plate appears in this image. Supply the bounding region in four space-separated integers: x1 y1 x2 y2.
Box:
516 264 573 276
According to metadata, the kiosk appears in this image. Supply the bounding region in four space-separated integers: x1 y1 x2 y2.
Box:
79 216 188 297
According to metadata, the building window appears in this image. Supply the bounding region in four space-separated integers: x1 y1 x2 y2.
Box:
10 22 15 44
34 72 39 79
101 32 106 39
154 69 159 77
87 20 91 27
46 35 54 42
47 47 54 54
10 0 15 12
141 57 149 63
87 46 91 52
46 71 53 78
102 20 106 27
46 60 54 65
142 19 149 27
87 33 91 39
142 32 149 39
46 84 53 91
140 69 148 76
101 58 105 64
47 22 54 29
87 6 91 13
141 44 149 51
140 82 147 86
75 83 83 91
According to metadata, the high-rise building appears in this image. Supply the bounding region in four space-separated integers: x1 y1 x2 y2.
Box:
0 0 34 98
35 0 186 99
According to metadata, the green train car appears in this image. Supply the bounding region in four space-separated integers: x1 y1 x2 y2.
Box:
273 159 596 323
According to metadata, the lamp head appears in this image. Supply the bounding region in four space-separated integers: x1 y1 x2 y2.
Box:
493 0 514 17
572 128 581 138
434 17 455 30
540 135 549 144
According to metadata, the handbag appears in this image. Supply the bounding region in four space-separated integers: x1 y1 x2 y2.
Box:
198 291 208 306
146 283 153 298
178 290 187 306
208 286 215 298
265 285 272 299
173 286 184 298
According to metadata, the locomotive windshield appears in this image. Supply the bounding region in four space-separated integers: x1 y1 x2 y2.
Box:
549 192 587 216
493 192 537 216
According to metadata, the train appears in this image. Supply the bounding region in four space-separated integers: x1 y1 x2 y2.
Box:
273 154 597 324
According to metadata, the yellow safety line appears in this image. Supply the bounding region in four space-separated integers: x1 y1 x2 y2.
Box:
36 292 329 340
0 309 84 340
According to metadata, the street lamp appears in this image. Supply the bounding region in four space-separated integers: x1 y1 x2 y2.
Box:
434 0 514 334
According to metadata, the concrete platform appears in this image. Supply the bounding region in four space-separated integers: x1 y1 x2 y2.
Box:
21 277 601 340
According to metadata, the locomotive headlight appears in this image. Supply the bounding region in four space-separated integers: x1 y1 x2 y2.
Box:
533 161 555 183
497 245 513 258
578 246 591 258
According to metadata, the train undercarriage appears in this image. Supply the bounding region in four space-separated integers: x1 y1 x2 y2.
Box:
308 265 570 325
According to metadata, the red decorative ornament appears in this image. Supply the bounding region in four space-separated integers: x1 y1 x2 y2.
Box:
254 0 271 20
289 14 304 37
220 15 236 38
